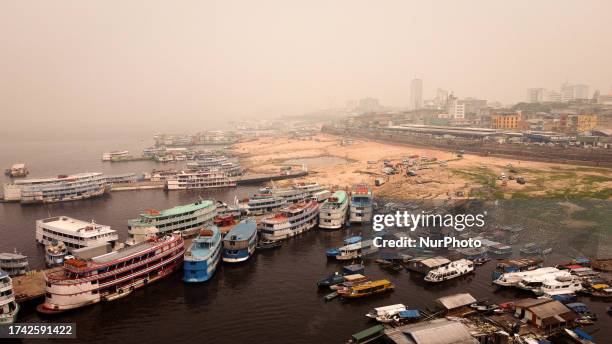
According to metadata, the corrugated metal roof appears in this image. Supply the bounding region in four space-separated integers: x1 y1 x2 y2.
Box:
529 301 572 320
385 318 478 344
437 293 477 310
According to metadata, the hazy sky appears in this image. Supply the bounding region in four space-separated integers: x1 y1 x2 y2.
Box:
1 1 611 139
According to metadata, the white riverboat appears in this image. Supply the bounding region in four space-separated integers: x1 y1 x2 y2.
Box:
0 270 19 324
349 184 373 223
36 216 118 251
493 267 559 287
259 199 319 242
102 150 129 161
165 171 236 190
538 275 584 296
424 259 475 283
517 270 573 293
45 241 69 267
257 186 310 204
0 252 29 276
365 304 406 323
319 190 349 229
241 195 286 215
3 172 109 204
335 239 378 261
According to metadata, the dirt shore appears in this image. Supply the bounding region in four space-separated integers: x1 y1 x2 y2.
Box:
232 134 612 200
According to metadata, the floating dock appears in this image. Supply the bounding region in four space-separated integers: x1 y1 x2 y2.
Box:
12 268 62 303
233 171 308 185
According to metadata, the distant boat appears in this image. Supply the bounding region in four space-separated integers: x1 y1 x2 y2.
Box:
0 270 19 324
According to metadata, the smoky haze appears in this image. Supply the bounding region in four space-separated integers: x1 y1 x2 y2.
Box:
1 0 611 140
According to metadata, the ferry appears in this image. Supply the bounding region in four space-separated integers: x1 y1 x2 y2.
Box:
493 267 559 287
335 239 379 261
36 216 118 251
326 236 362 258
338 279 394 299
241 195 286 215
187 155 229 168
3 172 109 204
102 150 129 161
424 259 474 283
127 200 217 242
0 252 29 276
311 189 332 203
4 163 28 178
257 186 310 204
0 270 19 324
165 171 236 190
349 184 373 223
45 241 68 267
517 270 573 293
222 219 257 263
37 234 185 314
491 258 542 281
183 227 222 283
538 275 584 296
319 190 349 230
258 199 319 242
294 182 325 194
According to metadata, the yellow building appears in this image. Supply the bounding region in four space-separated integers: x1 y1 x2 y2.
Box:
491 112 520 129
569 114 598 133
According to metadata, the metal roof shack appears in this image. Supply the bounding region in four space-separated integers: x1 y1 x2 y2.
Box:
384 318 478 344
437 293 477 311
514 299 577 332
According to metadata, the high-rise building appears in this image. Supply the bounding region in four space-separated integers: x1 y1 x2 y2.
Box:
459 98 488 115
546 90 562 102
560 83 590 101
527 88 545 103
356 97 381 113
434 88 448 109
410 78 423 110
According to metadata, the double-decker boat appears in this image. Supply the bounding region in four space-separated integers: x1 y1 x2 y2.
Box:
36 216 118 251
326 236 362 258
491 258 542 281
319 190 349 230
3 172 109 204
493 266 559 287
257 186 311 204
240 195 286 215
183 227 222 283
424 259 474 283
166 171 236 190
0 270 19 324
538 275 584 296
517 270 573 293
349 184 373 223
0 252 29 276
37 234 185 314
258 199 319 242
4 163 28 178
102 150 129 161
127 200 216 242
222 219 257 263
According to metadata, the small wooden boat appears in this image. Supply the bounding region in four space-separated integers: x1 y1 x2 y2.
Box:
338 279 394 299
324 291 338 301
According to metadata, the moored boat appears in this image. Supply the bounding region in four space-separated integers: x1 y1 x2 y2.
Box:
0 252 29 276
45 241 68 267
183 227 222 283
37 234 185 314
222 219 257 263
338 279 394 299
349 184 373 223
319 190 349 230
493 267 559 287
365 304 406 323
326 236 362 258
0 270 19 324
491 258 542 281
424 259 474 283
258 199 319 242
3 172 109 204
335 239 378 261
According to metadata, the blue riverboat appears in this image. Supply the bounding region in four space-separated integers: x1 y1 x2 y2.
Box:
325 236 362 258
222 219 257 263
183 227 223 283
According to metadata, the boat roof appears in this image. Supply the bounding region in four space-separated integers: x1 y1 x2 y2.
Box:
37 216 115 236
326 190 347 204
353 279 392 289
11 163 25 169
139 200 214 219
0 252 27 260
225 219 256 241
352 183 372 196
437 293 477 310
14 172 103 185
496 258 542 267
344 236 362 244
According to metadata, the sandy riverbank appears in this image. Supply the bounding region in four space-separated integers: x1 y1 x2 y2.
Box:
232 134 612 200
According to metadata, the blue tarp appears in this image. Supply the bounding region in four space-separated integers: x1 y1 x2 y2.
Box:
551 294 576 303
574 257 591 265
398 310 421 318
566 303 589 313
342 264 364 274
572 328 593 341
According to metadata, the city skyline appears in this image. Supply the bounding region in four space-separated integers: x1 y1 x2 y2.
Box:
2 1 611 139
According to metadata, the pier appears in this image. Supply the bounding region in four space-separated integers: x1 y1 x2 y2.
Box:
233 171 308 185
12 268 61 303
